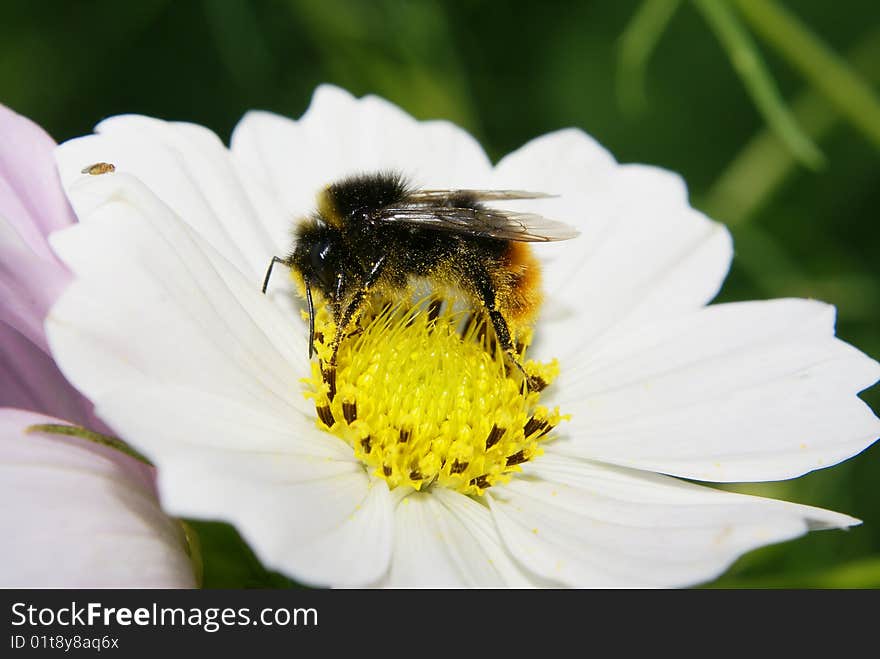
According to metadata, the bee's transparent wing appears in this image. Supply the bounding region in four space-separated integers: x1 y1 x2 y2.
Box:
377 204 579 243
406 189 557 203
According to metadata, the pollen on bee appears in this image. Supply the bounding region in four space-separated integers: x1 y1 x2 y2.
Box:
494 241 543 325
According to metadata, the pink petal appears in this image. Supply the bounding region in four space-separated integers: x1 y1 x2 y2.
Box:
0 408 195 588
0 322 107 432
0 228 68 352
0 105 101 425
0 104 76 252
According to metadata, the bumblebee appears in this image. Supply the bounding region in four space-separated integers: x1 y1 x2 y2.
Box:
262 171 577 391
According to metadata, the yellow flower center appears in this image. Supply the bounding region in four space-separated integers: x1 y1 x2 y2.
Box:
302 299 567 496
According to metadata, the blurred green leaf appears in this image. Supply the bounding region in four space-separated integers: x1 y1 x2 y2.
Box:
712 556 880 588
735 0 880 154
185 520 302 589
693 0 824 168
617 0 682 114
702 26 880 226
202 0 277 94
699 28 880 326
287 0 481 132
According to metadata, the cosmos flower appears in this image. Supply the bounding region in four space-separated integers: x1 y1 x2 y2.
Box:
0 104 195 587
46 85 880 587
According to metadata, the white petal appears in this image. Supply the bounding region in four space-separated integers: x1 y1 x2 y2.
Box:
387 488 541 587
80 383 387 587
493 130 732 361
230 84 493 222
545 298 880 481
489 454 858 588
47 173 312 420
98 384 351 460
158 449 392 587
0 409 194 588
54 116 289 277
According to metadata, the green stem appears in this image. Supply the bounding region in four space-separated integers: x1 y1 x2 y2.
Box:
693 0 824 168
26 424 153 466
616 0 683 114
734 0 880 152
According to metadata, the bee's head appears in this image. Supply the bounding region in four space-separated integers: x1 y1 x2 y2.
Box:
290 219 358 308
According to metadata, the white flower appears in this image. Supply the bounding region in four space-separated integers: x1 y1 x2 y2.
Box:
46 85 880 587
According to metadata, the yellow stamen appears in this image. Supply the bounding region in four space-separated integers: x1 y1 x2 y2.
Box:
302 299 567 496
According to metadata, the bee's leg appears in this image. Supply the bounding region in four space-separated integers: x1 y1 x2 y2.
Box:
472 275 547 393
324 287 370 402
332 255 388 353
323 257 388 401
330 290 368 362
487 309 547 393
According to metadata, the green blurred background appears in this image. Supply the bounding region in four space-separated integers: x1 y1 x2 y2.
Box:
2 0 878 588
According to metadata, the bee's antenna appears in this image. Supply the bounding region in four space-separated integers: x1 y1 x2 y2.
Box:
261 256 286 294
305 278 316 359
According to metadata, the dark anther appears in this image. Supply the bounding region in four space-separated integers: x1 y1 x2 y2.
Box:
470 474 491 489
506 450 528 466
322 366 337 402
523 416 550 437
515 340 526 356
342 400 357 424
485 424 505 450
409 469 424 481
398 428 411 443
316 405 335 427
360 436 372 453
383 465 392 477
526 374 548 393
450 460 468 474
314 331 325 345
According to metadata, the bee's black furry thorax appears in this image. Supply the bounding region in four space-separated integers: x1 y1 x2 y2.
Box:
325 171 411 223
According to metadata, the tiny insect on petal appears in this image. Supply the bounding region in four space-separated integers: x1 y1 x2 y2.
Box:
81 162 116 175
